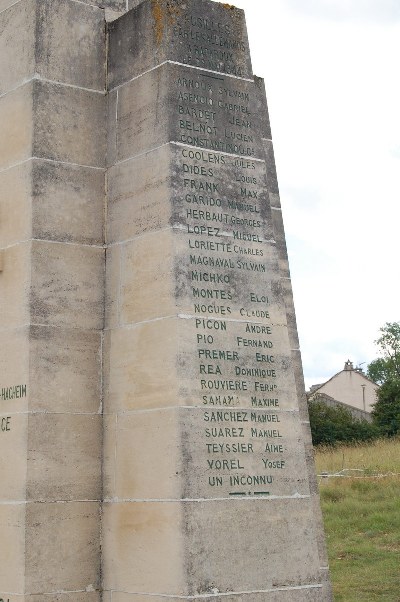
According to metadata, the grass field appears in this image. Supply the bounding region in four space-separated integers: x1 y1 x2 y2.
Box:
315 438 400 601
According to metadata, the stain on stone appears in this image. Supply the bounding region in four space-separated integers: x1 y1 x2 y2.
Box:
152 0 183 44
151 0 165 45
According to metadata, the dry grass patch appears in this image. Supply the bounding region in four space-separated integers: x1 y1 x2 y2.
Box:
315 439 400 601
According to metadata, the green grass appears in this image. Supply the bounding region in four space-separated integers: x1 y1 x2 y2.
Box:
315 439 400 601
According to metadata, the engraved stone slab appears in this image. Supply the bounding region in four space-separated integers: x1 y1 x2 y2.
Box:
108 0 252 88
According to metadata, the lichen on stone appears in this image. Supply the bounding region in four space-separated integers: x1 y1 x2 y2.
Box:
151 0 165 45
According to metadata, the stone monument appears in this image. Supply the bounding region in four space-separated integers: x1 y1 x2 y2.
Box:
0 0 332 600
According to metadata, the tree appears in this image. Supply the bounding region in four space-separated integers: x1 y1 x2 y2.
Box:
367 322 400 383
367 322 400 436
367 357 395 385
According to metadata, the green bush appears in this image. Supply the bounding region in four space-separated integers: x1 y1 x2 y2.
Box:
308 399 380 446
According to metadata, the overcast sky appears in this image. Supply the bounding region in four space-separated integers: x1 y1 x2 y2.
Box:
230 0 400 388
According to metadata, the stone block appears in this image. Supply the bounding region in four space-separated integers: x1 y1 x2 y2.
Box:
115 63 265 162
183 499 322 595
0 242 30 328
102 501 185 594
0 327 29 415
30 240 104 330
103 319 178 413
106 145 171 243
180 407 310 499
28 325 101 413
32 160 104 244
0 0 35 95
0 82 33 169
0 413 27 501
108 0 252 89
27 413 102 501
35 0 106 91
172 232 280 323
0 162 32 246
175 317 299 412
102 498 322 596
0 503 25 594
105 405 310 501
105 311 300 413
25 501 101 594
33 80 105 167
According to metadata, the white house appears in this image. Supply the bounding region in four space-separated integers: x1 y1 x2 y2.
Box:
308 360 379 413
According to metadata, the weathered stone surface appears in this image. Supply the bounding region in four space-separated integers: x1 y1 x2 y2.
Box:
106 89 118 166
254 76 272 140
0 162 32 246
263 139 280 194
0 242 30 328
29 325 102 413
0 413 27 501
107 145 171 242
0 82 33 169
103 319 179 413
33 80 106 167
108 0 252 89
0 327 29 414
0 0 20 12
81 0 126 9
35 0 105 90
0 0 331 599
104 405 310 501
0 0 107 93
119 230 175 323
25 502 101 594
128 0 144 9
104 310 302 417
102 499 322 596
102 502 185 594
0 0 35 95
30 241 104 330
103 409 182 500
32 160 105 244
0 504 25 594
109 592 325 602
184 499 322 595
27 413 102 501
114 62 265 162
28 594 100 602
